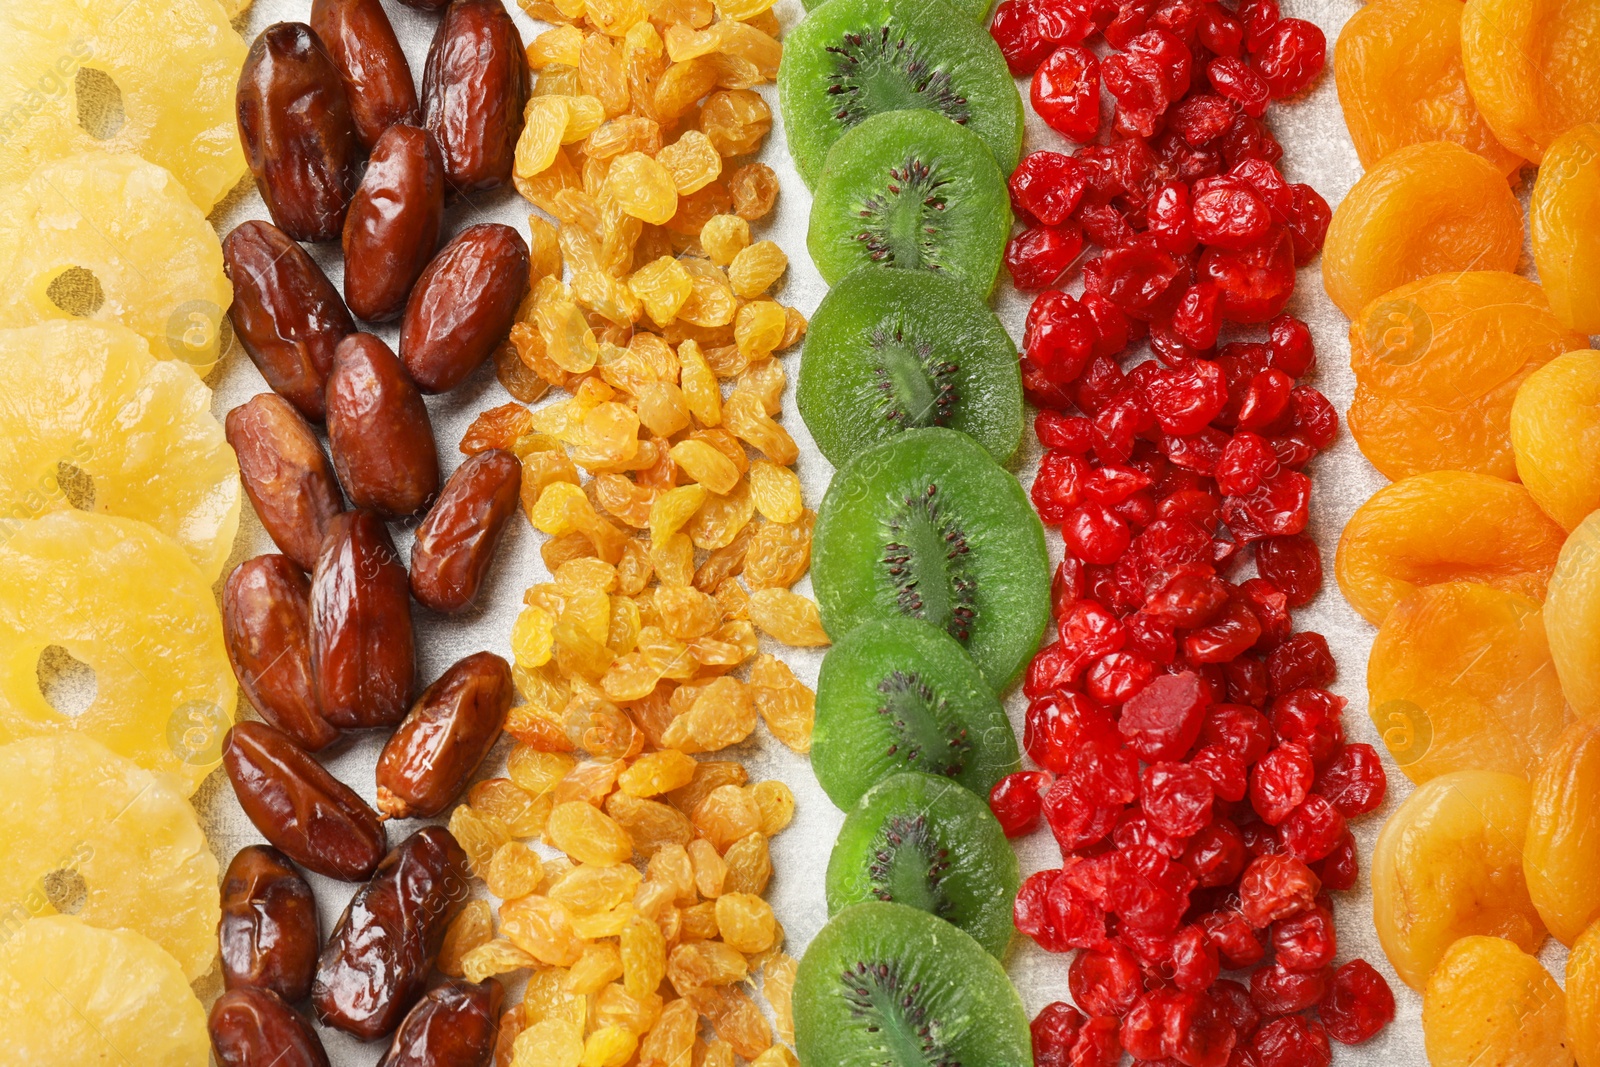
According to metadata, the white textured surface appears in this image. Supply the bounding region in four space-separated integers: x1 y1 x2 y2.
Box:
199 0 1487 1061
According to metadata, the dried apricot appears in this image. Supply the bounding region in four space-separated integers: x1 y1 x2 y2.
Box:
1368 582 1567 783
1422 936 1572 1066
1322 142 1523 319
1511 351 1600 531
1371 769 1545 989
1348 271 1586 480
1336 470 1567 625
1569 920 1600 1066
1531 123 1600 332
1462 0 1600 164
1524 722 1600 946
1544 512 1600 718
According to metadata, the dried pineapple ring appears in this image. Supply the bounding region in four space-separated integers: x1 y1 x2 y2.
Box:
0 0 247 212
0 735 219 980
0 511 236 796
0 322 240 581
0 151 232 375
0 915 209 1066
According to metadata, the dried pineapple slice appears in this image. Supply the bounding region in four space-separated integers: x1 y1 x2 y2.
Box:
0 511 235 796
0 735 219 980
0 321 240 581
0 915 209 1066
0 0 247 212
0 151 232 375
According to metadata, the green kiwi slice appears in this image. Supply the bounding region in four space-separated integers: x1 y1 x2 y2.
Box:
807 109 1012 298
797 267 1023 467
803 0 995 23
794 901 1032 1067
813 427 1049 691
812 616 1019 809
779 0 1022 190
826 770 1020 959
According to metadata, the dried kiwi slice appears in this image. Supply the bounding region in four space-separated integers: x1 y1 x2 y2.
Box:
813 427 1049 690
808 109 1013 298
794 901 1032 1067
826 771 1020 959
779 0 1022 189
812 617 1019 809
803 0 995 22
797 267 1023 467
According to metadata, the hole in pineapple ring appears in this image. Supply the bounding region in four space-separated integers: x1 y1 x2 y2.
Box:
45 266 105 318
36 644 97 720
42 867 87 915
74 68 126 141
55 461 95 511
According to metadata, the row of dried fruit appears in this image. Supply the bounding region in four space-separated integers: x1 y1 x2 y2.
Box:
1324 0 1600 1061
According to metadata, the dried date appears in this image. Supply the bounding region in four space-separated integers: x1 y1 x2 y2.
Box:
310 509 417 729
325 333 441 519
223 555 340 752
226 393 345 573
376 651 513 820
377 978 503 1067
420 0 528 192
210 987 330 1067
408 449 521 613
399 223 529 393
219 845 321 1003
309 0 418 149
342 125 446 323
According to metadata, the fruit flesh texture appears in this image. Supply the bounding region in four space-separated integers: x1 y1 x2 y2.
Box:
1336 470 1567 626
1544 510 1600 719
796 267 1023 467
1348 271 1587 481
1321 141 1523 319
0 734 219 980
777 0 1023 189
1512 351 1600 531
1462 0 1600 164
1532 123 1600 333
1422 936 1573 1067
792 901 1031 1067
812 427 1050 691
0 321 240 581
803 0 994 18
0 511 236 796
0 915 209 1067
1525 722 1600 946
0 0 248 212
811 617 1020 809
825 770 1020 959
0 151 233 375
1569 919 1600 1067
1334 0 1524 176
807 109 1013 300
1367 582 1566 785
1370 769 1545 990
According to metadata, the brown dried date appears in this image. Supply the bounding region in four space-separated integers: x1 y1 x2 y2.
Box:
224 220 354 422
343 125 446 324
226 393 346 573
420 0 528 193
310 0 418 150
409 449 520 613
237 22 361 242
326 333 441 518
399 224 529 393
224 556 340 752
210 987 330 1067
223 721 388 882
375 651 513 820
219 845 321 1003
311 509 417 729
377 978 503 1067
313 827 471 1042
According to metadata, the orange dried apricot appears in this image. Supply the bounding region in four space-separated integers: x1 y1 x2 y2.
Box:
1322 141 1523 318
1461 0 1600 164
1335 0 1523 176
1421 936 1572 1067
1569 920 1600 1066
1531 123 1600 332
1510 350 1600 530
1348 271 1586 480
1367 582 1567 784
1336 470 1567 625
1525 722 1600 946
1544 512 1600 719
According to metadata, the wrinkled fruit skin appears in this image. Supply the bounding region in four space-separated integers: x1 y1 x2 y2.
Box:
224 721 388 882
224 555 340 752
399 223 530 393
219 845 322 1004
310 509 417 729
236 22 361 242
209 987 331 1067
1568 919 1600 1067
313 827 471 1041
408 449 523 614
375 978 502 1067
1421 935 1573 1067
1525 721 1600 946
420 0 528 192
326 333 441 519
309 0 418 149
1460 0 1600 165
342 124 446 323
1545 510 1600 719
375 651 513 820
1511 350 1600 532
226 392 347 573
1532 124 1600 333
224 220 355 422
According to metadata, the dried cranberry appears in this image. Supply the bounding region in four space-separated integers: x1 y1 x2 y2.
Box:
1236 369 1293 430
1073 1016 1125 1067
1143 762 1216 837
1085 241 1188 320
1045 781 1121 852
1214 431 1279 496
1115 806 1188 857
1197 5 1244 55
993 0 1054 75
1266 315 1314 377
1171 924 1222 992
1271 902 1336 972
1104 51 1170 138
1012 151 1090 226
1066 502 1134 565
1145 360 1229 435
1016 867 1110 951
1199 908 1266 969
1319 960 1395 1045
1189 177 1272 250
1249 743 1314 825
1147 181 1197 254
1270 688 1344 764
1205 56 1269 117
1253 535 1321 606
1249 961 1330 1016
1314 828 1358 890
1009 224 1087 290
1026 291 1098 385
1033 450 1089 523
1119 670 1208 761
1039 411 1095 452
1286 183 1331 264
1222 469 1311 540
1070 943 1145 1016
1211 979 1261 1043
991 770 1052 837
1264 634 1335 696
1190 745 1248 803
1201 228 1296 324
1054 556 1087 615
1279 795 1346 862
1087 651 1157 704
1032 1000 1087 1067
1034 45 1102 142
1250 18 1325 98
1083 293 1134 357
1199 703 1273 765
1027 691 1119 772
1184 598 1262 664
1314 743 1387 817
1238 854 1320 927
1182 819 1247 886
1251 1017 1330 1067
1288 386 1338 449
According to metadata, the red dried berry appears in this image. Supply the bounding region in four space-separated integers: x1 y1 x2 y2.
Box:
1253 535 1322 607
1249 743 1315 825
992 0 1054 76
1070 943 1145 1017
1265 633 1335 696
1119 670 1209 762
1201 228 1297 325
1279 795 1346 863
1313 743 1387 817
1033 45 1102 142
1065 502 1134 565
1031 1000 1087 1067
1008 224 1087 290
1238 854 1320 928
1182 819 1248 887
1026 290 1097 385
1251 1017 1330 1067
1200 908 1266 969
1011 151 1089 226
1249 18 1326 98
1271 902 1337 973
1143 761 1216 837
1250 961 1330 1016
991 770 1051 837
1319 960 1395 1045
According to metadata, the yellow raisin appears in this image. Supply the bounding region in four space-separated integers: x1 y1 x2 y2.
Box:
629 255 694 326
548 800 636 864
439 899 496 978
606 152 679 225
582 1027 639 1067
715 893 777 954
462 938 540 985
701 214 751 266
699 90 771 155
501 895 585 967
728 242 787 297
667 940 748 994
691 782 763 850
734 301 787 360
567 942 626 996
514 1019 585 1067
751 780 795 836
606 790 696 855
621 912 669 998
728 162 778 220
748 588 829 646
658 130 724 195
488 841 547 901
723 832 771 895
764 952 798 1045
593 982 665 1036
663 676 758 753
548 862 642 914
